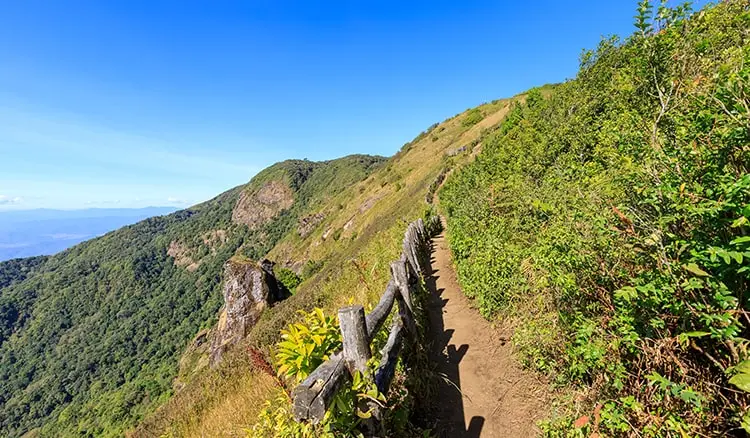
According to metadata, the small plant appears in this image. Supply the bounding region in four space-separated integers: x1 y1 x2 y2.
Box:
252 309 386 438
461 108 483 127
275 308 341 383
302 259 324 279
275 267 302 295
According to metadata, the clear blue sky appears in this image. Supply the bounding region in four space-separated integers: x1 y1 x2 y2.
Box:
0 0 703 210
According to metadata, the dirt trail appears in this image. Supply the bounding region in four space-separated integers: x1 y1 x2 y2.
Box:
425 225 549 437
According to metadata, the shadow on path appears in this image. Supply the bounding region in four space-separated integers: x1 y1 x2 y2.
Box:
424 239 484 438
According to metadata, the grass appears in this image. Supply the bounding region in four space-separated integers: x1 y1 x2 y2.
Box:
131 350 277 438
134 95 522 436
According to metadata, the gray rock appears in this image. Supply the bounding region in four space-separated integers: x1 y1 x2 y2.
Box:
208 257 277 366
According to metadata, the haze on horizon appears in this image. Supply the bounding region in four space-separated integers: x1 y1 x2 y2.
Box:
0 0 702 211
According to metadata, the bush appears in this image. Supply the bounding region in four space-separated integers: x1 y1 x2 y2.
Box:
461 108 483 127
440 1 750 434
275 268 302 295
251 308 383 438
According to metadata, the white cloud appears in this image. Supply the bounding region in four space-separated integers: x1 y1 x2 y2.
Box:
0 195 23 205
166 197 190 205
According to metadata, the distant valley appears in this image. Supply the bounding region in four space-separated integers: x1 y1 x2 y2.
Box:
0 207 178 261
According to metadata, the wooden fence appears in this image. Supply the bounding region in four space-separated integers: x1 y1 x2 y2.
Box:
292 216 439 424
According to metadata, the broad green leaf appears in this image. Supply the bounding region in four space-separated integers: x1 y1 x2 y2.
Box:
683 263 710 277
356 409 372 419
682 331 710 338
735 360 750 375
742 410 750 433
615 286 638 302
729 372 750 392
732 216 749 228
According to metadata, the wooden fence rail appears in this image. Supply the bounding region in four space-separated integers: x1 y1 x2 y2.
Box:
292 216 439 424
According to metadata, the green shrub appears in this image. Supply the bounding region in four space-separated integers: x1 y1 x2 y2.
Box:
251 308 384 438
440 1 750 434
275 267 302 295
461 108 483 127
275 308 341 383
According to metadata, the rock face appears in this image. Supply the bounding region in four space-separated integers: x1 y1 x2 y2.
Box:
208 257 280 366
231 180 294 229
447 145 468 156
298 212 325 237
167 240 200 272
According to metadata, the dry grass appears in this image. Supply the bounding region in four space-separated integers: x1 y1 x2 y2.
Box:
130 351 277 438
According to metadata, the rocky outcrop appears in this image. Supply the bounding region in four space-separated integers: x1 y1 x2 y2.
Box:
201 229 228 251
208 257 282 366
167 240 200 272
298 212 325 238
358 195 383 214
446 145 468 156
231 180 294 229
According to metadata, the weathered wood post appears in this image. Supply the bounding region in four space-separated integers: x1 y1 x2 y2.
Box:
291 218 435 434
390 259 412 312
374 319 404 394
338 305 371 373
403 226 420 277
339 306 383 437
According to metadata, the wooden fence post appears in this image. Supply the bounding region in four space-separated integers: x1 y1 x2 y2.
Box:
338 305 371 373
340 307 382 437
292 218 434 432
390 259 414 314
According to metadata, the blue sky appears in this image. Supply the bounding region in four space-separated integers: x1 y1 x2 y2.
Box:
0 0 704 210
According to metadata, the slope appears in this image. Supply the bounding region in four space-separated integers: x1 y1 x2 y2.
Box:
0 155 384 437
440 1 749 435
134 97 522 437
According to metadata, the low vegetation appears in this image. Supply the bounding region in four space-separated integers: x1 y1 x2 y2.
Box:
8 2 742 436
440 1 749 435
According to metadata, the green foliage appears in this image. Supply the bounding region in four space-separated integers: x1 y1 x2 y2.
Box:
461 108 483 127
0 156 384 437
0 256 46 344
440 1 750 434
302 259 324 279
422 206 443 237
252 308 386 438
0 191 246 437
0 255 46 289
275 308 341 383
276 267 302 295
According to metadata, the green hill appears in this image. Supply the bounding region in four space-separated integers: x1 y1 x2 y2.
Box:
0 155 384 437
1 1 748 437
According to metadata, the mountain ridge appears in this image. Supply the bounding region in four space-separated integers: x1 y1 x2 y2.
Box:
0 154 388 437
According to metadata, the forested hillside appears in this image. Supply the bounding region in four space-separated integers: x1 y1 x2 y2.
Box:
441 1 749 435
0 155 384 437
3 1 747 436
